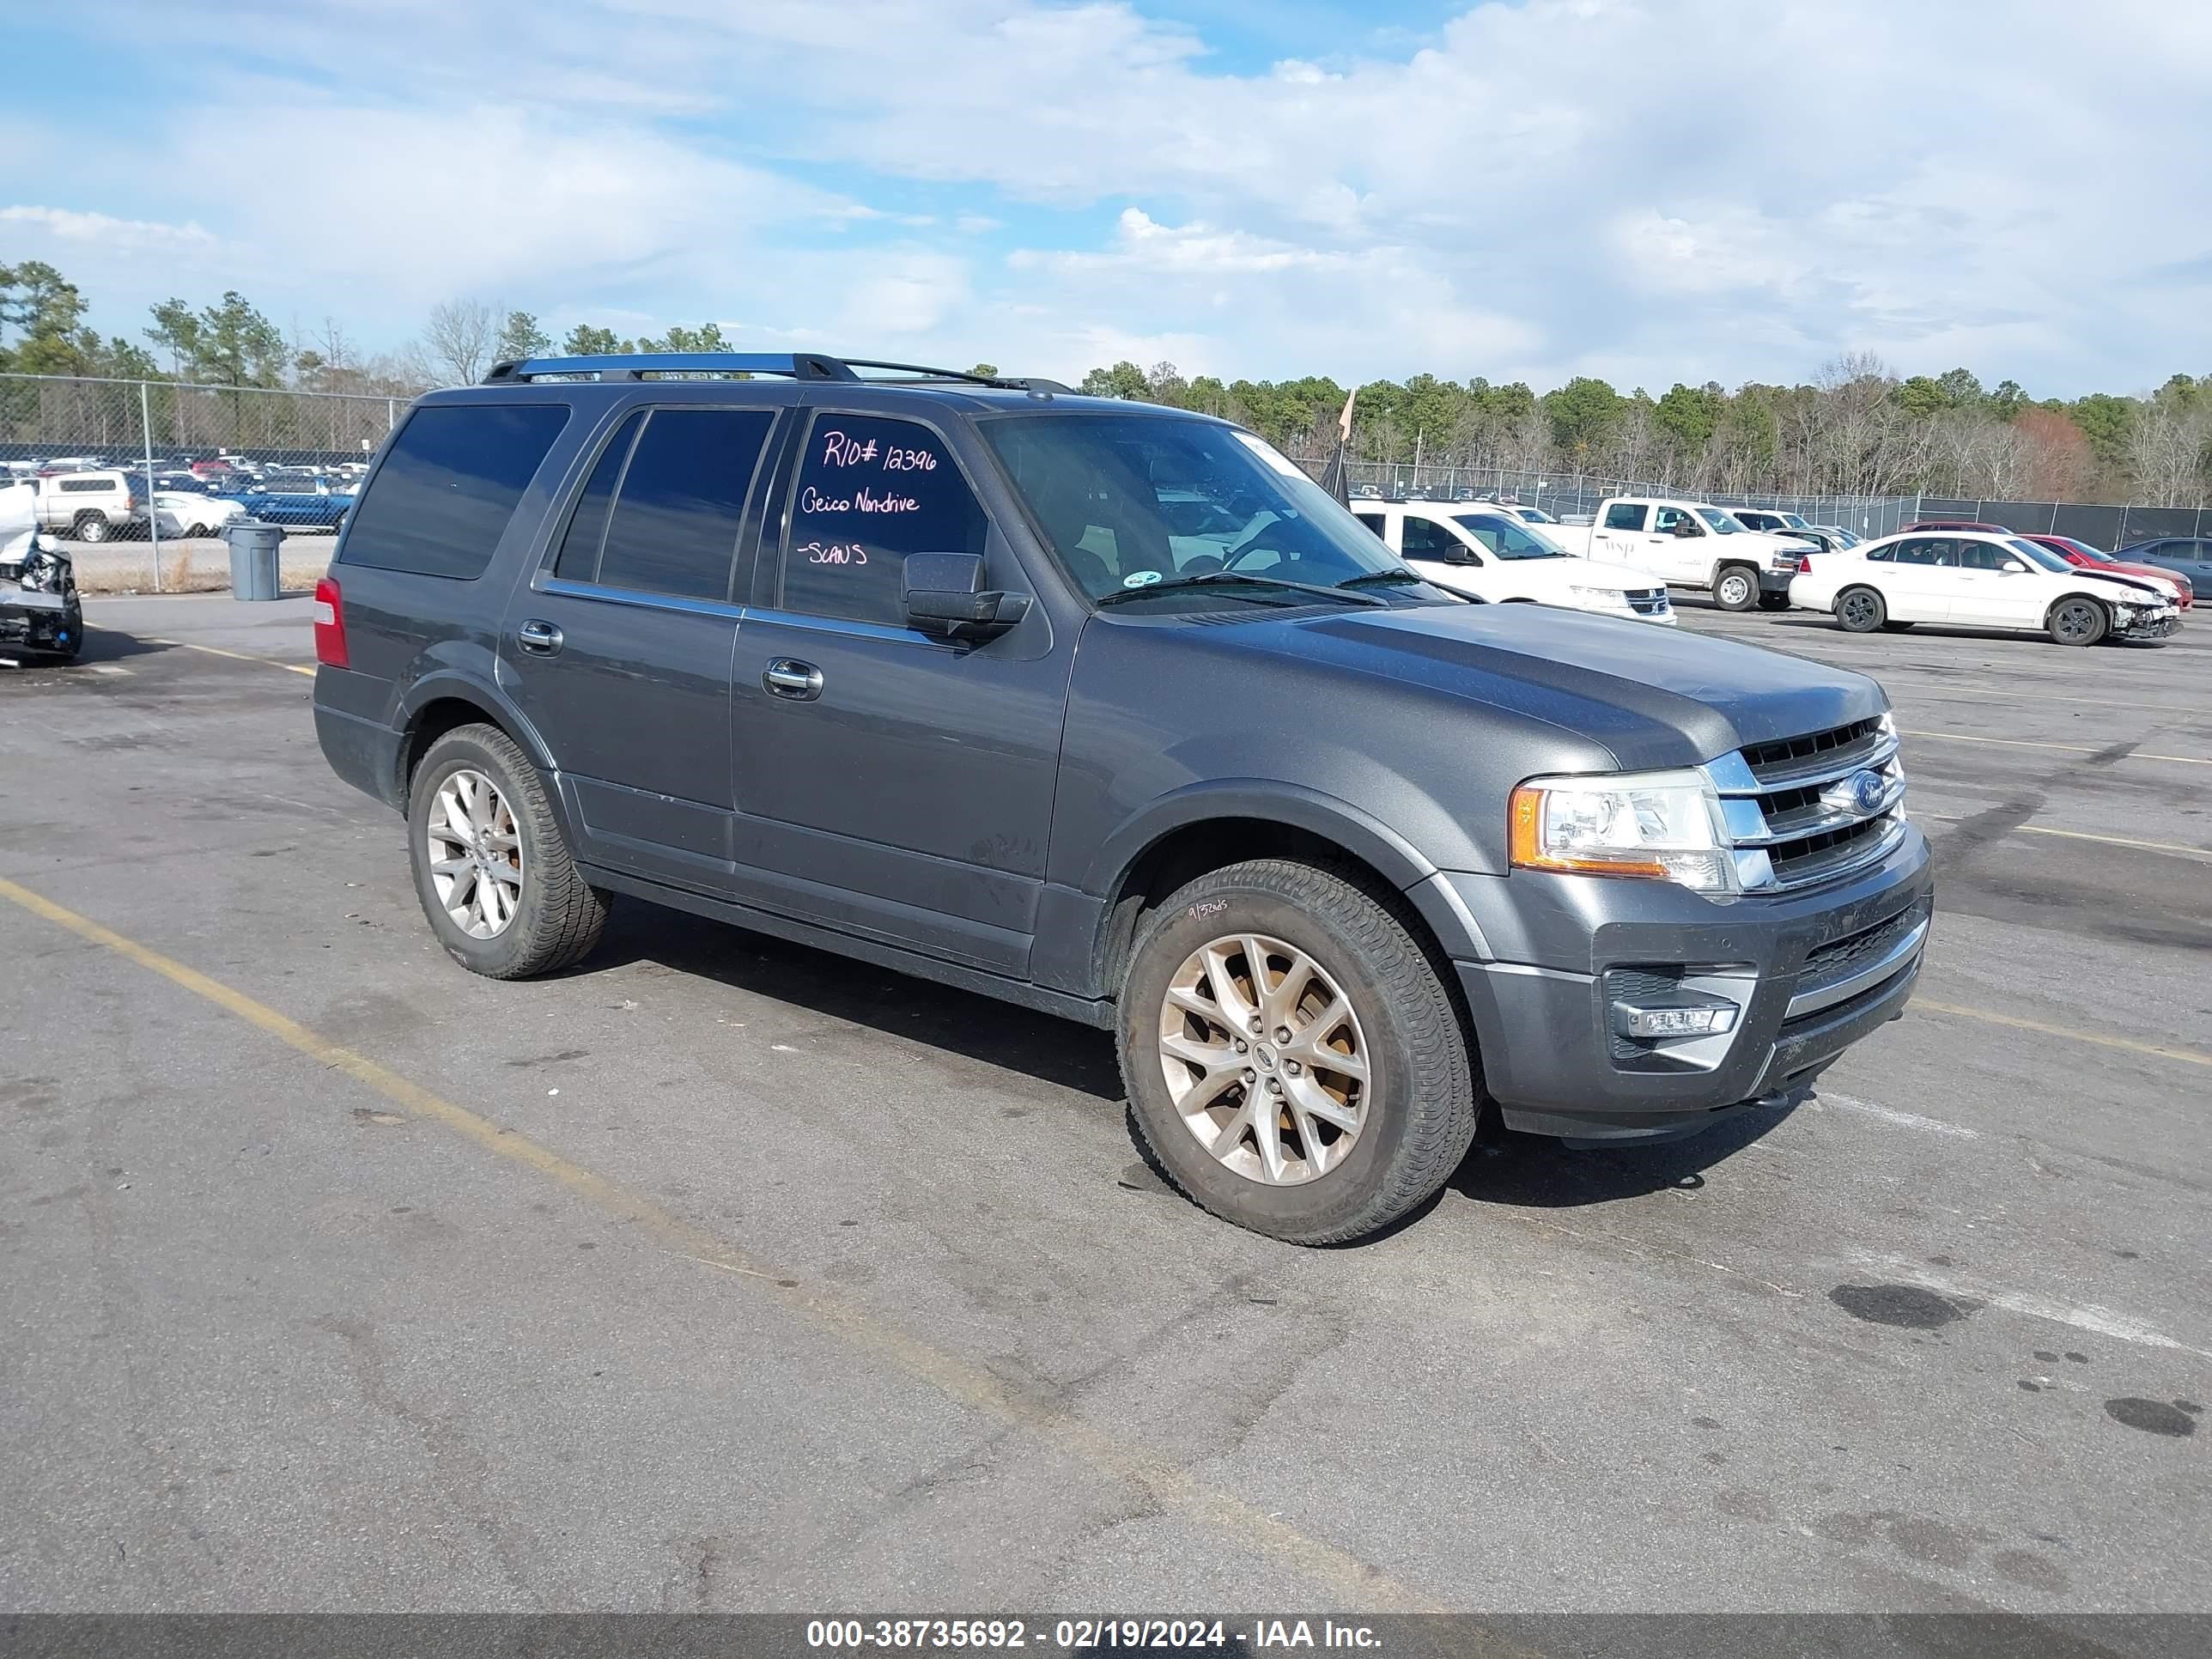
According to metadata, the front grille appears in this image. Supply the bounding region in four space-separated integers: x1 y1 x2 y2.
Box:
1741 716 1884 786
1804 901 1925 979
1709 716 1906 893
1626 588 1670 615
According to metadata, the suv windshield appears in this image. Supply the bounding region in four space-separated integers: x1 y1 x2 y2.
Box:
984 415 1416 605
1695 507 1748 533
1453 513 1567 560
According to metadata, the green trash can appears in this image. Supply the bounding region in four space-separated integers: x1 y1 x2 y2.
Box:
224 520 283 601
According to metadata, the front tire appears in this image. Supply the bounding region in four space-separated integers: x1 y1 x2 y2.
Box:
1836 586 1887 633
1757 592 1792 611
1119 859 1478 1244
2049 597 2107 647
407 724 608 979
1714 565 1759 611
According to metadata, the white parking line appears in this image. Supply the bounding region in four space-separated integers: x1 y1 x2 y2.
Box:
1902 728 2210 765
1920 815 2212 864
1816 1091 1979 1139
1852 1254 2212 1359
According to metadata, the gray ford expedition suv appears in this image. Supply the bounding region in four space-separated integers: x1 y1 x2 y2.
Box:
312 352 1931 1243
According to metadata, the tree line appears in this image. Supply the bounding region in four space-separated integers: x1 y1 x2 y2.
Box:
0 263 741 402
3 260 2204 505
1084 356 2212 507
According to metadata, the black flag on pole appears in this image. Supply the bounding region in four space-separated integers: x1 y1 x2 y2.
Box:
1316 387 1357 507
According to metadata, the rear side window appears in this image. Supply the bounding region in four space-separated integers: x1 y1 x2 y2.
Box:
1604 502 1647 531
341 404 568 580
551 411 645 583
778 413 987 625
590 408 775 601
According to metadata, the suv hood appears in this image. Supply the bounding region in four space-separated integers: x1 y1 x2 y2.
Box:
1268 602 1884 769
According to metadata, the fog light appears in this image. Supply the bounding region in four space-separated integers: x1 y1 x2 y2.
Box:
1613 1002 1739 1039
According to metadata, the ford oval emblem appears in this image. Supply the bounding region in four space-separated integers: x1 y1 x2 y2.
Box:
1822 769 1887 818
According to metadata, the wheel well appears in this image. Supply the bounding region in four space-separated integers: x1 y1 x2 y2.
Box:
2045 592 2108 625
399 696 512 802
1095 817 1464 1012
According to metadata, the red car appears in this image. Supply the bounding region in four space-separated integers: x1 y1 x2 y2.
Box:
2026 534 2193 609
1902 519 2009 533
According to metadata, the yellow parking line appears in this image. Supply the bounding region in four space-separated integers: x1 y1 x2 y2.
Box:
1916 1000 2212 1069
152 638 316 678
0 875 1449 1619
1901 729 2209 765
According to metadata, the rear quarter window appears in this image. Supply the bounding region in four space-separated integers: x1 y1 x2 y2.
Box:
340 404 570 580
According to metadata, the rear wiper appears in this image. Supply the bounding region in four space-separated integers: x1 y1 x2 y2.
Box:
1095 570 1385 609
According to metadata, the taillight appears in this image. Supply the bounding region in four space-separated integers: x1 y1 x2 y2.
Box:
312 575 349 668
1797 556 1813 573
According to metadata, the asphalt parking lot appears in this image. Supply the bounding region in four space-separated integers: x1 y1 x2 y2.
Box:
2 592 2205 1624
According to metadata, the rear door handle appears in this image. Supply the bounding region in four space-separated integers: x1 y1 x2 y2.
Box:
517 618 563 656
763 658 823 701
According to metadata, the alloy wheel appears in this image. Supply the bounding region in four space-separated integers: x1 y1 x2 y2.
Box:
1839 590 1881 629
425 769 525 939
1156 933 1371 1185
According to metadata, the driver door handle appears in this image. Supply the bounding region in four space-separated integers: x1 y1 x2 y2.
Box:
517 618 563 656
763 658 823 701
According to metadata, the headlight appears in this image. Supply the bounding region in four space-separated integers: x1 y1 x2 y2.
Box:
1566 585 1631 608
1509 769 1735 892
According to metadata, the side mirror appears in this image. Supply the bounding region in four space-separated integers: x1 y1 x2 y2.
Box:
1673 520 1701 538
902 551 1030 640
2001 561 2026 574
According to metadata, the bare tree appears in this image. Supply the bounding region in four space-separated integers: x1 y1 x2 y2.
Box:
422 299 498 386
2128 401 2212 507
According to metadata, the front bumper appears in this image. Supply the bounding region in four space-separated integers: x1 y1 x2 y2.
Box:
2115 611 2179 641
1429 824 1934 1142
1757 568 1796 594
0 586 80 653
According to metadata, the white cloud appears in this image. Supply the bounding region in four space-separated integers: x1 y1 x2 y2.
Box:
1 205 214 250
24 0 2212 392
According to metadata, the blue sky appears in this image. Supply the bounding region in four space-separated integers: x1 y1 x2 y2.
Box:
7 0 2209 396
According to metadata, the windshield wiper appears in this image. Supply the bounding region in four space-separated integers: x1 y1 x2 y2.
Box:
1095 570 1386 608
1334 568 1428 590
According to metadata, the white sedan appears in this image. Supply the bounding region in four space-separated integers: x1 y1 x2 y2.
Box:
1352 501 1676 623
152 491 245 538
1789 530 2180 646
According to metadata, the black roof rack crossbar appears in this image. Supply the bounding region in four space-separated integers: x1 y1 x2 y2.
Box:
482 352 1070 392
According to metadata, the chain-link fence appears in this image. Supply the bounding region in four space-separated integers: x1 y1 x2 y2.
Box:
1907 497 2210 550
1288 455 1921 540
0 374 404 469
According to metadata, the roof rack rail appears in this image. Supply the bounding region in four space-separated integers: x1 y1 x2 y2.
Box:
483 352 858 383
482 352 1072 392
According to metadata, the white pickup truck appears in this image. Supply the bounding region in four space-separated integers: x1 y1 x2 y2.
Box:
1547 496 1810 611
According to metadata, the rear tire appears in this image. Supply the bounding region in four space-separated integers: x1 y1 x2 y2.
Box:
2048 597 2106 647
74 513 109 544
407 724 608 979
1118 859 1479 1245
1714 565 1759 611
1836 586 1887 633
